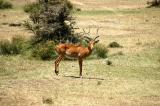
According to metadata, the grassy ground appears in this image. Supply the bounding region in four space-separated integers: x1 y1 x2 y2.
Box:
0 0 160 106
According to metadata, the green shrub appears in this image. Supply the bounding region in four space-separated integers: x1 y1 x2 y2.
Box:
0 40 11 54
0 0 13 9
24 0 78 44
108 41 123 48
11 37 26 54
66 0 73 10
32 41 56 60
94 43 108 58
76 8 81 11
0 36 25 55
23 2 40 13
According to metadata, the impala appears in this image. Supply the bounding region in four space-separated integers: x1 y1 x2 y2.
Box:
54 29 99 78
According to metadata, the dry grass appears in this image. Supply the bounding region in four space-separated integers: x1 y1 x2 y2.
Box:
0 6 32 41
71 0 148 10
0 0 160 106
0 48 160 106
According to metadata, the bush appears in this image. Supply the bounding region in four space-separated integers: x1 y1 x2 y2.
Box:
105 59 112 65
94 43 108 58
0 0 13 9
108 41 123 48
32 41 56 60
147 0 160 7
0 40 11 54
24 0 79 44
12 37 27 54
66 0 73 10
0 37 25 55
23 2 41 13
76 8 81 11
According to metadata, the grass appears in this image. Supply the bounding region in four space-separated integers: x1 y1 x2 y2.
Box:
0 48 160 105
74 9 141 16
74 10 115 16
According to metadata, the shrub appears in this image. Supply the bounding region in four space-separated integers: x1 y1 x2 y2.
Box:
23 2 41 13
0 0 13 9
108 41 123 48
0 40 11 54
66 0 73 10
0 36 25 55
11 37 26 54
94 43 108 58
76 8 81 11
32 41 56 60
42 97 53 104
24 0 79 44
105 59 112 65
147 0 160 7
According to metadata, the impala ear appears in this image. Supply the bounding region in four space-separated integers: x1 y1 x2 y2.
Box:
85 39 90 43
95 40 99 43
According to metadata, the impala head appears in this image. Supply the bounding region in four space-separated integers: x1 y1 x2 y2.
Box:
87 36 99 49
84 28 100 49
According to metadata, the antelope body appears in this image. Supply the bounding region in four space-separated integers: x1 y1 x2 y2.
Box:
54 36 99 78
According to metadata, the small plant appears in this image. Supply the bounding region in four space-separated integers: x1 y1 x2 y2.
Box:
0 36 26 55
76 8 81 11
94 43 108 58
108 41 123 48
11 36 26 54
42 97 53 104
0 0 13 9
0 40 11 54
32 41 56 60
105 59 112 65
107 60 112 65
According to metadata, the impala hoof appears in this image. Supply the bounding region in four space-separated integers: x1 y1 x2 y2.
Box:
55 70 59 76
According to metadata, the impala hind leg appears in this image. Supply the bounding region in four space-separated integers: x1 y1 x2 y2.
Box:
78 58 83 78
55 55 63 75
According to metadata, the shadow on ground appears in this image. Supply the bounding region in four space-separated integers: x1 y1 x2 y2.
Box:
63 75 105 80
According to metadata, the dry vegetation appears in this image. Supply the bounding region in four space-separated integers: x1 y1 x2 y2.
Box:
0 0 160 106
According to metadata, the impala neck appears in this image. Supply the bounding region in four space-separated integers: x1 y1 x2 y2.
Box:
87 43 94 53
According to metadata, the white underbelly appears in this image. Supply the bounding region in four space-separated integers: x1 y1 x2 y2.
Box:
65 55 78 60
65 51 79 60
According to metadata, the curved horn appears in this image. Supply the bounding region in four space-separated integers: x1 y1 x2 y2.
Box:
96 28 99 34
83 28 91 35
94 36 99 40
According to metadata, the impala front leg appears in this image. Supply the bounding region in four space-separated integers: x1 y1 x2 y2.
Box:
78 58 83 78
55 55 63 75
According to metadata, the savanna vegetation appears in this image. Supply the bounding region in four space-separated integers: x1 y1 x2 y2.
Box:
0 0 13 9
0 0 160 106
